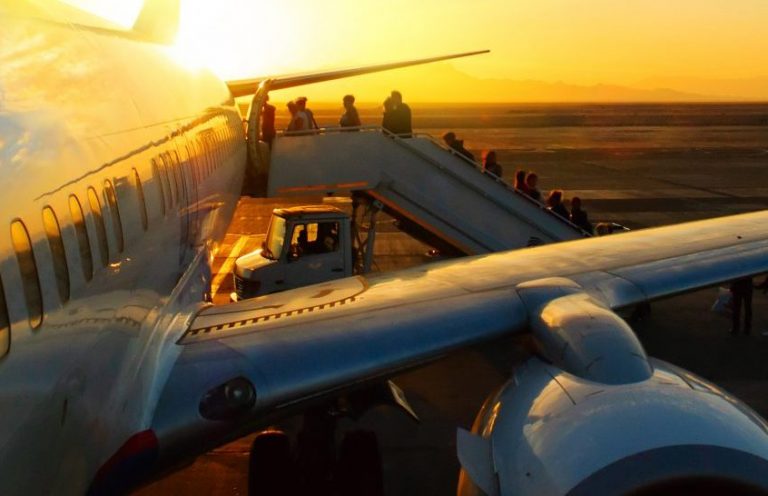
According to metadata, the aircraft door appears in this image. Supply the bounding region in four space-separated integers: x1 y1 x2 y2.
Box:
285 221 345 287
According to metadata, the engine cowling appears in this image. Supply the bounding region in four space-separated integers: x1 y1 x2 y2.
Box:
457 357 768 496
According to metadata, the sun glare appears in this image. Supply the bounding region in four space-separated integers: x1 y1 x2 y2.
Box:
167 0 300 79
61 0 298 79
52 0 768 101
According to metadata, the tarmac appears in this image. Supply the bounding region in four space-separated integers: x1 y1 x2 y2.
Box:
137 144 768 496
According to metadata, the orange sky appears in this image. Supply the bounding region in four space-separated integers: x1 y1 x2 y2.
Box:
63 0 768 101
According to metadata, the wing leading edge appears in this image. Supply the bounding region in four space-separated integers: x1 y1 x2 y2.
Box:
150 210 768 472
226 50 490 97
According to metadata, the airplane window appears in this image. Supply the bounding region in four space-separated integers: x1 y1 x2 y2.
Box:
202 138 213 175
155 157 173 208
42 207 70 304
87 187 110 266
213 133 220 165
161 157 175 206
132 169 148 231
184 145 198 185
103 180 124 253
206 138 214 175
169 153 185 205
162 153 180 204
0 275 9 358
68 195 93 281
11 220 43 328
172 151 187 205
197 139 207 176
152 160 167 216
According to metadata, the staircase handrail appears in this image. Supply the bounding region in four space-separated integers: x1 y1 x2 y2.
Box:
273 125 592 237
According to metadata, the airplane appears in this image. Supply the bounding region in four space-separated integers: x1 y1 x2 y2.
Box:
2 1 768 495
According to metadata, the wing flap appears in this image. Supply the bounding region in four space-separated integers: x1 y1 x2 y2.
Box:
152 286 527 462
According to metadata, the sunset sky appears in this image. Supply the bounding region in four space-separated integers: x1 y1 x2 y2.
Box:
63 0 768 101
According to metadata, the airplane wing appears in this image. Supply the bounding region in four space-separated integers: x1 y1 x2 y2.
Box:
225 50 490 97
140 210 768 474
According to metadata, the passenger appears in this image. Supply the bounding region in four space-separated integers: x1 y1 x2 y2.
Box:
382 97 395 134
443 132 475 162
569 196 593 233
730 277 753 335
339 94 361 130
293 228 309 257
319 223 339 252
546 189 569 219
483 151 503 177
261 94 276 148
514 169 528 193
387 90 412 137
295 96 319 129
525 172 542 202
286 100 308 133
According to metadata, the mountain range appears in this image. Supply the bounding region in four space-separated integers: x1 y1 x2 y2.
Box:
270 63 768 103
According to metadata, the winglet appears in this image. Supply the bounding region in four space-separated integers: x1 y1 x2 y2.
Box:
132 0 181 45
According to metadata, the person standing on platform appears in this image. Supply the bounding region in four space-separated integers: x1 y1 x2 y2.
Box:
382 97 395 134
261 94 276 148
387 90 412 137
730 277 753 335
286 100 308 133
296 96 319 129
340 94 361 130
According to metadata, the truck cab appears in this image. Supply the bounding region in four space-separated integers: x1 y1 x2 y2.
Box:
234 206 353 299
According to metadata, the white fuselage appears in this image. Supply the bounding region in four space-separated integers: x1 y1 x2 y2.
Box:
0 4 246 493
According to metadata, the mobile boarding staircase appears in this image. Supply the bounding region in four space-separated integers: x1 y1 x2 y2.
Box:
253 126 589 256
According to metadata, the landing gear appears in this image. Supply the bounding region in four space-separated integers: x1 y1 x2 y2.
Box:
248 383 417 495
248 418 384 496
336 430 383 496
248 430 295 495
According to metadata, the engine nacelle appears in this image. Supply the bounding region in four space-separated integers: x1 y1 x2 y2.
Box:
458 357 768 496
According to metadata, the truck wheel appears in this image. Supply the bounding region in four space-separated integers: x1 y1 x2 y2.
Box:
248 430 295 496
335 430 384 496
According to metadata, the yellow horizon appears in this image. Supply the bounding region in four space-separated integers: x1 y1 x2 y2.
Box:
62 0 768 101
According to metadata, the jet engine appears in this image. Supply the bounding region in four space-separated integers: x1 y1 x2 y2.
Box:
457 357 768 496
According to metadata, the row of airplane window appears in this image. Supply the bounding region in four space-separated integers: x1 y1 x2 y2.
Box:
0 117 241 358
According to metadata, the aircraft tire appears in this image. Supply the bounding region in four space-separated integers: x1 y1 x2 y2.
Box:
335 429 384 496
248 430 295 496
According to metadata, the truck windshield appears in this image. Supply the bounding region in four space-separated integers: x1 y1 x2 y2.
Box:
263 215 286 260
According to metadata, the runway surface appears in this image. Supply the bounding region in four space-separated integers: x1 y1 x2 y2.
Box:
137 131 768 495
